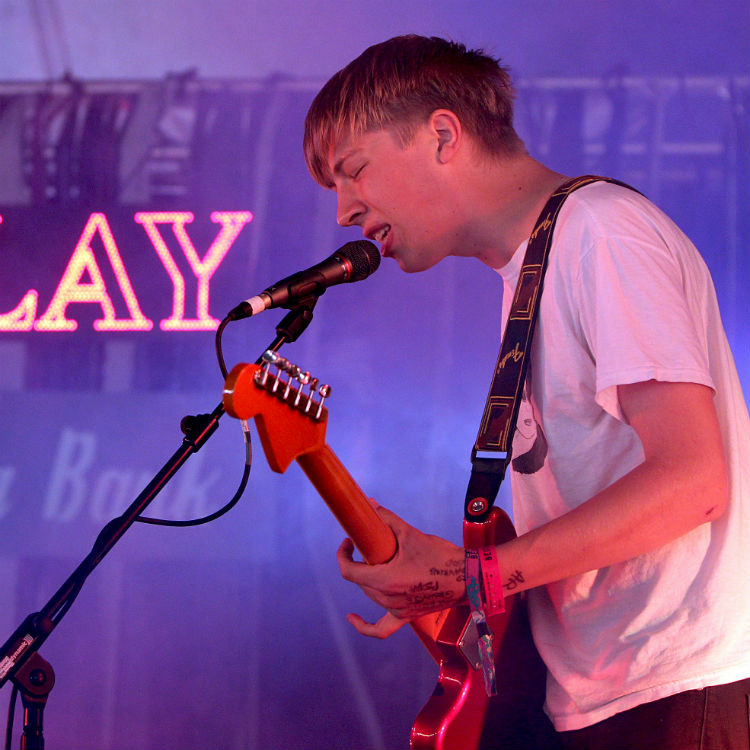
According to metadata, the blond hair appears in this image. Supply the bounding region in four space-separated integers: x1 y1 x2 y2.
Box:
304 35 524 186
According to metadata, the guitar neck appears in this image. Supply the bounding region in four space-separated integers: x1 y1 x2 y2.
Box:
297 444 397 564
296 443 447 658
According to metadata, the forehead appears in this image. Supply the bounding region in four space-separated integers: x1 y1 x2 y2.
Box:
326 128 402 179
328 129 373 168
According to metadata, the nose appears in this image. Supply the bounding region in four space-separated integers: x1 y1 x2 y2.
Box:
336 185 366 227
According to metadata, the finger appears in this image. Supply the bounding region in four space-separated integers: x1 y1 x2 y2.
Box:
337 537 355 562
337 538 382 587
337 538 396 587
346 611 408 639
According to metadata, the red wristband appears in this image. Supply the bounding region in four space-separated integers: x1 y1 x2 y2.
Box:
479 545 505 616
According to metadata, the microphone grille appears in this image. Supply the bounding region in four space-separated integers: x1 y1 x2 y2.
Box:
338 240 381 281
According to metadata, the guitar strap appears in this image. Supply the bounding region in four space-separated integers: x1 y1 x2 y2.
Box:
463 175 637 522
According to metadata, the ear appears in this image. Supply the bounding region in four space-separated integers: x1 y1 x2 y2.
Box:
428 109 462 164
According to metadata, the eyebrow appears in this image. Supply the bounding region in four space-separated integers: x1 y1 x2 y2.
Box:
331 147 358 178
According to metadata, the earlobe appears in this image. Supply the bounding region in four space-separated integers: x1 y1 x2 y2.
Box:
429 110 462 163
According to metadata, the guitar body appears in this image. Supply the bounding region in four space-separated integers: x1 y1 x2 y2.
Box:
223 361 553 750
412 511 555 750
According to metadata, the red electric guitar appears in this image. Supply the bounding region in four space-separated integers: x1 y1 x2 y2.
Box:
223 356 550 750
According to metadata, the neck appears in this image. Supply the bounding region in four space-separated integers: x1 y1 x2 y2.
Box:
453 152 567 269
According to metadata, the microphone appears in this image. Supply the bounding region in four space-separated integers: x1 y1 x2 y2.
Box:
226 240 380 320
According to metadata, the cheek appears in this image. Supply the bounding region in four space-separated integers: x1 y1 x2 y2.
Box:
380 177 424 206
378 159 438 207
396 185 444 228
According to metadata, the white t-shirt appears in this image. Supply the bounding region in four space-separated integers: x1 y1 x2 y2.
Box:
497 181 750 731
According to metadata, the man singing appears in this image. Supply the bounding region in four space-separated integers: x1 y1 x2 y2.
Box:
303 35 749 749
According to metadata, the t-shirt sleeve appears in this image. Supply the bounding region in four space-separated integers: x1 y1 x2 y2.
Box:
574 200 715 423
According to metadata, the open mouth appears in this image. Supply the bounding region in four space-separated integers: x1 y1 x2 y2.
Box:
373 225 390 244
372 225 391 255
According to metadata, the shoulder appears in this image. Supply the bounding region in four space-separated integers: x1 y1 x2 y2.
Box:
551 179 700 272
556 180 681 246
544 179 715 311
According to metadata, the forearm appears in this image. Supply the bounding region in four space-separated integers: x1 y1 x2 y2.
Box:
496 450 728 596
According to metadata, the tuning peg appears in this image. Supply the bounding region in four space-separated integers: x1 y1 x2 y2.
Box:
262 350 279 366
256 349 278 385
269 357 288 393
304 378 319 414
275 356 291 372
282 364 300 400
315 384 331 420
293 370 311 407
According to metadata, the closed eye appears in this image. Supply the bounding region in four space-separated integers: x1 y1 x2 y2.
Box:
351 163 367 180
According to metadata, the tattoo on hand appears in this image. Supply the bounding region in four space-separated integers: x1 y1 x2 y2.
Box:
406 589 455 607
409 580 439 594
428 559 465 581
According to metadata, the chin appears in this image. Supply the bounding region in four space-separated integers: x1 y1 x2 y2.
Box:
401 257 442 274
390 249 439 274
395 259 422 274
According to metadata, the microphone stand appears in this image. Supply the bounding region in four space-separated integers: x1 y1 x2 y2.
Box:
0 298 319 750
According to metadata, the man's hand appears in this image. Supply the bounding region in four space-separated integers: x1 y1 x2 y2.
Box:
336 505 465 638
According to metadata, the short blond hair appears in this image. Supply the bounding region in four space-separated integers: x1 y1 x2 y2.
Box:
304 35 524 186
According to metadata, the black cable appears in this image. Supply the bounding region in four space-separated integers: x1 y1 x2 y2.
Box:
215 315 231 379
135 314 251 527
134 420 251 527
133 464 250 527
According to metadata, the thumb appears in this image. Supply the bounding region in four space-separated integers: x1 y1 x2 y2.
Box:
373 504 406 527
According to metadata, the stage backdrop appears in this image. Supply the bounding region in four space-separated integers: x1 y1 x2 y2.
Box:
0 71 747 749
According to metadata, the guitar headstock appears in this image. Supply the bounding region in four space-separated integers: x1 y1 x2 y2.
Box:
223 351 331 472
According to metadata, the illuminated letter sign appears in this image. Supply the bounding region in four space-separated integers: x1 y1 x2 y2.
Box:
0 210 253 333
135 211 253 331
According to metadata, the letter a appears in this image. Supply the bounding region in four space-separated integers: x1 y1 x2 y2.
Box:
35 213 153 331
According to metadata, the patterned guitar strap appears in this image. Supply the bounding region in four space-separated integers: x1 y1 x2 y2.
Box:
463 174 637 522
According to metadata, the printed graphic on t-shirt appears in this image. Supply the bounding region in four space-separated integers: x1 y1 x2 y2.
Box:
511 386 548 474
